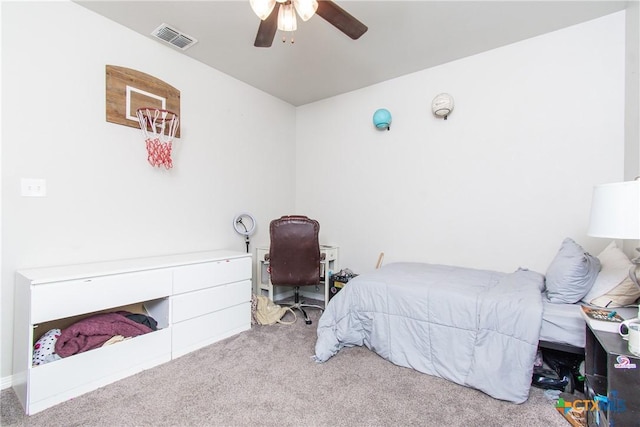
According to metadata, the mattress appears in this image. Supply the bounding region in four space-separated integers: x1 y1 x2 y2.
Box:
540 297 586 348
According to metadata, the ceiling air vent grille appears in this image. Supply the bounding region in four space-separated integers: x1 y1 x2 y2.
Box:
151 23 198 50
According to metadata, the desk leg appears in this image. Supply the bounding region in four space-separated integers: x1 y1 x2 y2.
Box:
324 275 329 308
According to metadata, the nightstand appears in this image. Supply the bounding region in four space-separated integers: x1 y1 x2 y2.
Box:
328 272 357 302
584 323 640 426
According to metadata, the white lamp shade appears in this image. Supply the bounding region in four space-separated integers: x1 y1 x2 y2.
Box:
588 180 640 239
293 0 318 21
250 0 276 20
278 2 297 31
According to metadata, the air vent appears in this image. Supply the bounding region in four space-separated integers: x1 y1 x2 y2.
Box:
151 23 198 50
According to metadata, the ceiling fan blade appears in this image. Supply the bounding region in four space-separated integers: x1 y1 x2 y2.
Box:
254 4 279 47
316 0 367 40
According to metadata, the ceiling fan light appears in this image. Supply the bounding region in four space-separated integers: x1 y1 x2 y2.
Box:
250 0 276 20
278 2 297 31
293 0 318 21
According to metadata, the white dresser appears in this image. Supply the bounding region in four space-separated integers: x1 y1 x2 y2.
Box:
12 250 251 415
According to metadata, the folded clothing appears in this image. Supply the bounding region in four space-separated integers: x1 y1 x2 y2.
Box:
125 312 158 331
55 311 152 358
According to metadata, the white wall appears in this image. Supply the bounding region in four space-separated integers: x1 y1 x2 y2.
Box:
625 0 640 179
623 2 640 258
1 1 295 381
296 12 626 275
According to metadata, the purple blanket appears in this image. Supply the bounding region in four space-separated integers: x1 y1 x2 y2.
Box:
55 311 152 357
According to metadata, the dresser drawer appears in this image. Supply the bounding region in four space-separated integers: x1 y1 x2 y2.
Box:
321 247 338 260
172 257 251 294
172 302 250 358
28 328 171 414
172 280 251 323
30 270 172 324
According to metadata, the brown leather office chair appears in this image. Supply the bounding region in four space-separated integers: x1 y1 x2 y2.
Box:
266 215 325 325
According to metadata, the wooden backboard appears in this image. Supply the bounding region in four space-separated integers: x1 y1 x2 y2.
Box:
106 65 181 138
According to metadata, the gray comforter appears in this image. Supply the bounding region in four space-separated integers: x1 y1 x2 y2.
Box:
314 262 545 403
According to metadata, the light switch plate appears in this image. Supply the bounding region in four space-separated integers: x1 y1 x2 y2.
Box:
21 178 47 197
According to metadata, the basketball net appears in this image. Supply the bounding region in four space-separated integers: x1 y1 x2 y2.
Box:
136 108 180 169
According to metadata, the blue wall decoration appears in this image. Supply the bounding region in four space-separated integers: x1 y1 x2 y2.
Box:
373 108 392 131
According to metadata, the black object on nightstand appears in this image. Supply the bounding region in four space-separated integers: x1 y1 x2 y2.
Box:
584 323 640 426
328 270 357 302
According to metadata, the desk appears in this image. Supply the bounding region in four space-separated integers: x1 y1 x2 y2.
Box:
255 245 339 306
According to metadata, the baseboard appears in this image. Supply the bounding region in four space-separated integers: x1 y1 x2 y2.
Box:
2 374 13 390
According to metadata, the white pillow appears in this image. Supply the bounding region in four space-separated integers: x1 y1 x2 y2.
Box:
581 241 632 304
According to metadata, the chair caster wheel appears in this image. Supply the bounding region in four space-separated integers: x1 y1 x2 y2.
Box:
305 320 312 325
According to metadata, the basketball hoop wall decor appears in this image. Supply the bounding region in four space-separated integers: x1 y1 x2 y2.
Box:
137 108 180 169
105 65 182 168
105 66 180 136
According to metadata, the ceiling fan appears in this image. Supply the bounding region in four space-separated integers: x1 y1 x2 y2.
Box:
251 0 368 48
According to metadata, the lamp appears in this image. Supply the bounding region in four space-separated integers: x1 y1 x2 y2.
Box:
293 0 318 21
233 212 257 253
250 0 276 20
250 0 318 31
373 108 392 131
278 1 297 31
588 177 640 288
432 93 454 120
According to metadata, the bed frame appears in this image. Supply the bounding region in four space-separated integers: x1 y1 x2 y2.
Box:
539 340 584 355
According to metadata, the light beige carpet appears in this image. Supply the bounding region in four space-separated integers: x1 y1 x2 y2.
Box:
2 308 570 426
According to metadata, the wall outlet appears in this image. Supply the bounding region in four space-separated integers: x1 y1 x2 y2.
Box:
21 178 47 197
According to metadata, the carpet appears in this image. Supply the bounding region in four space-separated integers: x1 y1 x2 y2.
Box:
1 308 569 426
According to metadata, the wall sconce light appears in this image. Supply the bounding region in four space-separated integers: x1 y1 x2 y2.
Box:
432 93 454 120
373 108 392 131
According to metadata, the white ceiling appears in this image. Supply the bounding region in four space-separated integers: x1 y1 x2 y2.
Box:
75 0 628 106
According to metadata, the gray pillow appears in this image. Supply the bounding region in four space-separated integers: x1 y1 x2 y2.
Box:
545 238 601 303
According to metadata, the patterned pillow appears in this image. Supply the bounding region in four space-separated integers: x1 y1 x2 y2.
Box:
33 329 61 366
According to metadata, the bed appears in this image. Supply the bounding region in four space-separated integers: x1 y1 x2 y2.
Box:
539 297 586 350
314 238 638 403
